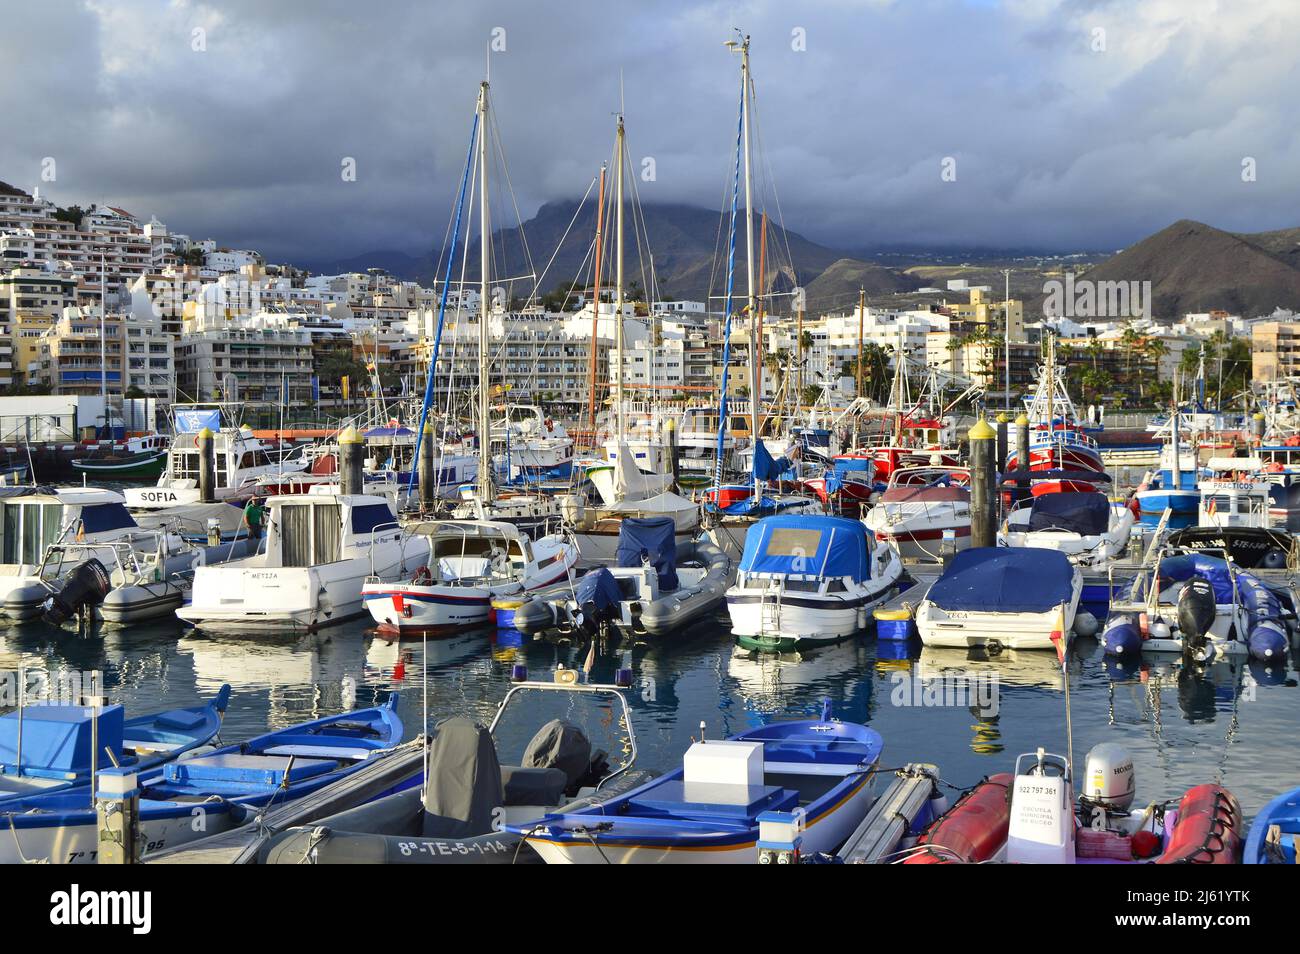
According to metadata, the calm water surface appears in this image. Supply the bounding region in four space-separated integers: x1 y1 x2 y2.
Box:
1 607 1295 823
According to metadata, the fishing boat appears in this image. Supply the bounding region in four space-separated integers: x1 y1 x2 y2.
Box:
914 547 1081 651
903 744 1241 864
1133 403 1203 529
1244 786 1300 864
999 490 1135 568
261 670 654 864
0 697 402 864
359 519 577 635
863 467 971 561
1099 548 1292 662
512 516 730 638
0 487 165 616
507 713 881 864
70 433 170 479
1005 339 1106 478
176 491 431 633
1165 524 1295 569
0 685 231 807
726 514 903 651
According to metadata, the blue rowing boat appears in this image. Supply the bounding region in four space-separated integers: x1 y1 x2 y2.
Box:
508 716 881 863
0 695 402 864
1244 786 1300 864
0 685 232 807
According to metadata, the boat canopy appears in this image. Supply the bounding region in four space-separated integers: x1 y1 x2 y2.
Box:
1026 492 1112 535
363 426 414 439
616 517 678 591
739 514 871 582
927 547 1074 614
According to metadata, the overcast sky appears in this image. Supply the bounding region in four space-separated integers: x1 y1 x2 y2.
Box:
5 0 1299 264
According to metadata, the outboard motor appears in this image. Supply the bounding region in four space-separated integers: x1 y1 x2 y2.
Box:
1081 743 1135 814
1176 576 1217 663
42 559 111 627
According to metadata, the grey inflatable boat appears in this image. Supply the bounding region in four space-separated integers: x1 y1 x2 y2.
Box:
261 716 652 864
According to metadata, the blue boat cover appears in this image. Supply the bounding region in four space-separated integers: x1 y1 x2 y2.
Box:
575 566 623 614
1155 553 1235 603
1027 492 1112 535
739 514 871 582
616 517 678 591
363 426 414 438
752 441 794 482
0 704 125 777
927 547 1074 614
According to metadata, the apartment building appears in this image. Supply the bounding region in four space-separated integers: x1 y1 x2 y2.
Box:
38 308 174 399
1252 322 1300 383
175 312 313 404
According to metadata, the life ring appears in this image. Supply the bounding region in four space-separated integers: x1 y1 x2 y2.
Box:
412 565 433 586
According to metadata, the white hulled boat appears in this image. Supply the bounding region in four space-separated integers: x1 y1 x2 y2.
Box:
1000 490 1135 568
176 490 429 633
727 514 903 651
360 519 577 635
863 466 972 561
915 546 1081 651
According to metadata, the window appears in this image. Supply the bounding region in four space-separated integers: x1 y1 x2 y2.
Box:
350 503 394 535
79 503 136 534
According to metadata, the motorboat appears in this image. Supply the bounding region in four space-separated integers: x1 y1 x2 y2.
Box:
5 533 259 626
507 715 881 864
1099 548 1292 663
914 547 1082 651
999 490 1135 568
491 404 574 480
726 514 903 651
561 489 701 567
903 744 1241 865
360 519 578 635
512 517 730 638
0 487 170 616
863 467 971 562
176 490 431 633
260 672 654 864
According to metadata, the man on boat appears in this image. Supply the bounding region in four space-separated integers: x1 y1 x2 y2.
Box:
243 497 266 541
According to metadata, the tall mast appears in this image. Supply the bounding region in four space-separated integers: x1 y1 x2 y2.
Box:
586 165 606 443
476 81 492 502
740 36 759 498
615 114 626 442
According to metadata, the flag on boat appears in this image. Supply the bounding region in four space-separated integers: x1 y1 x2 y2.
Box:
1049 605 1067 667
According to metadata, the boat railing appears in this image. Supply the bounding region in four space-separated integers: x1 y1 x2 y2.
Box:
489 677 638 791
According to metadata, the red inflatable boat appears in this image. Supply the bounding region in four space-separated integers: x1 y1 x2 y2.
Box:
904 776 1242 864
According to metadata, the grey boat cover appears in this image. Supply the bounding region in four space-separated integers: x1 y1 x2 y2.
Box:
421 717 503 838
521 719 591 789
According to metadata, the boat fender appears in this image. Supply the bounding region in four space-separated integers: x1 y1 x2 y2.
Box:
1247 620 1287 661
1155 785 1242 864
1100 616 1142 657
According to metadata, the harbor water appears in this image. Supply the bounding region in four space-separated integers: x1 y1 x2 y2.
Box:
1 607 1294 825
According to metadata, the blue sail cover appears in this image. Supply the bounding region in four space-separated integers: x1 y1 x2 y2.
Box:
752 440 794 482
927 547 1074 614
616 517 678 592
739 514 871 583
1027 492 1112 535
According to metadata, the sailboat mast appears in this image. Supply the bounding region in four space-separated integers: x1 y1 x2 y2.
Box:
586 165 606 443
477 81 492 502
740 36 759 497
615 115 626 442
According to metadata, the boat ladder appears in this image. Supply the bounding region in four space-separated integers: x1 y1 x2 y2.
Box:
759 580 783 635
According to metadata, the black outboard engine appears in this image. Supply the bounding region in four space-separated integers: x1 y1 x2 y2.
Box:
43 559 111 626
1176 576 1217 662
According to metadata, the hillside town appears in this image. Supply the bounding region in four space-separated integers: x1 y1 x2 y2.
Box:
0 178 1285 436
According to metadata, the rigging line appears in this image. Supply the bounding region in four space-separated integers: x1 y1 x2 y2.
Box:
488 103 542 306
409 107 480 497
530 175 599 307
